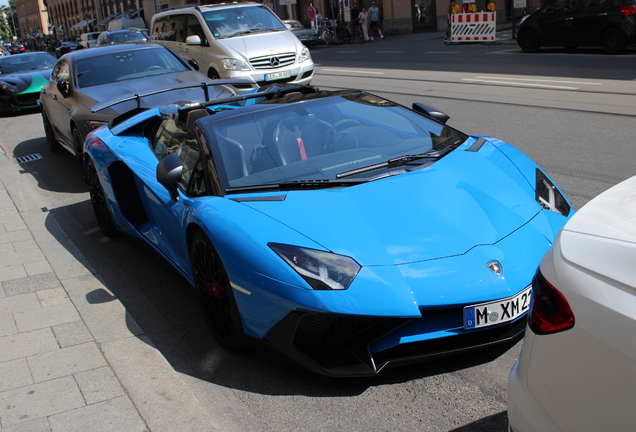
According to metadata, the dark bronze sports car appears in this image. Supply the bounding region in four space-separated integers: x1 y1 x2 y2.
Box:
0 52 57 114
39 43 236 171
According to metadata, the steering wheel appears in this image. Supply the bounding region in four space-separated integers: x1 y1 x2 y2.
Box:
146 66 164 72
324 119 361 151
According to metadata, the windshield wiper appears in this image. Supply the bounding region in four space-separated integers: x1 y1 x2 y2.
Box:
336 147 454 179
226 178 366 194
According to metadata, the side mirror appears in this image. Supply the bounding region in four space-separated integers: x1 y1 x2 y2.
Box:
57 77 69 97
185 35 202 46
285 23 292 29
188 58 200 71
156 153 183 201
412 103 450 124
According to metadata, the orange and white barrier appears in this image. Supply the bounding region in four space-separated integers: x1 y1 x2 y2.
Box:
451 12 496 42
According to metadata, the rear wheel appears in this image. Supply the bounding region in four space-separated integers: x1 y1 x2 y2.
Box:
601 28 626 54
42 109 62 152
518 30 540 53
190 230 246 350
85 157 118 238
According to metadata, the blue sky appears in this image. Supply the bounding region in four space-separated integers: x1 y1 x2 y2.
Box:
0 0 9 8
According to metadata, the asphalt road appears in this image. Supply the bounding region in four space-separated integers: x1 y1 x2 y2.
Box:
1 36 635 431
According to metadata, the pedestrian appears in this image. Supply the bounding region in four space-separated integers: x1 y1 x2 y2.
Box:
316 8 323 31
445 0 456 42
351 2 361 38
368 1 385 40
358 7 370 41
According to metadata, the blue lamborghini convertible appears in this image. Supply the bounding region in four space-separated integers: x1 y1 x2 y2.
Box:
83 84 572 376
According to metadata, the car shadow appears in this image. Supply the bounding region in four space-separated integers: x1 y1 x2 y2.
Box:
13 137 87 195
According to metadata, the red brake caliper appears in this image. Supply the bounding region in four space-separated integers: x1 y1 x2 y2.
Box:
204 281 222 299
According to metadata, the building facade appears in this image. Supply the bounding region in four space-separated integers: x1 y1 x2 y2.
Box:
13 0 542 44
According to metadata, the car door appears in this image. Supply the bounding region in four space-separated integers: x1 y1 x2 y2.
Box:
572 0 612 46
139 117 210 271
535 0 579 46
40 58 75 150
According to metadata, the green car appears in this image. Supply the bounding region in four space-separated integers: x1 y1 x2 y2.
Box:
0 52 56 114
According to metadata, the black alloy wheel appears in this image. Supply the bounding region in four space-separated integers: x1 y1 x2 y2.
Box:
601 28 626 54
85 157 118 238
190 230 246 350
518 30 540 53
42 109 62 152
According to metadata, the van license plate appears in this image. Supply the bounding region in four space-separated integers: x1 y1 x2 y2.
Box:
265 71 291 81
464 285 532 329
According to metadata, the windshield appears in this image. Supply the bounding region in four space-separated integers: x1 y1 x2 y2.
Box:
75 48 188 87
0 53 56 74
203 6 286 39
106 31 148 44
204 92 469 192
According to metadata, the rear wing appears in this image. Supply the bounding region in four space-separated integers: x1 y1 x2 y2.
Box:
90 79 254 113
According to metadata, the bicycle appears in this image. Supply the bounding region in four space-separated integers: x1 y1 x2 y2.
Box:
320 20 336 44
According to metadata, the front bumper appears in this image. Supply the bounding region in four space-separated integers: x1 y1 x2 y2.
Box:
259 309 526 376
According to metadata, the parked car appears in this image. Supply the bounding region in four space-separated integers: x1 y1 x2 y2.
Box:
39 43 234 170
508 174 636 431
1 45 9 57
79 32 101 48
8 44 26 55
150 2 314 92
95 29 148 46
0 52 57 114
517 0 636 54
82 84 572 376
283 20 321 46
55 41 84 58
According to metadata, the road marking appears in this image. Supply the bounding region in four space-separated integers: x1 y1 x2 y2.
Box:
426 51 460 54
472 76 602 86
320 68 386 74
462 78 578 89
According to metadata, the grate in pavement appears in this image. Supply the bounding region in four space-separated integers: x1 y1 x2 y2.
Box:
16 153 43 163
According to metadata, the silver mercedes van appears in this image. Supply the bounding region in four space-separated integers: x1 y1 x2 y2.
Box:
150 2 314 92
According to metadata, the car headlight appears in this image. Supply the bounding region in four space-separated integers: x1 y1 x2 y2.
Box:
269 243 361 290
85 120 108 132
298 47 311 63
536 169 570 216
221 58 251 71
0 80 19 94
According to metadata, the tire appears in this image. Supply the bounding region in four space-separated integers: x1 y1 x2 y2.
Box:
518 30 540 53
85 156 118 238
72 126 87 180
601 28 626 54
42 109 62 152
190 230 246 350
208 70 220 80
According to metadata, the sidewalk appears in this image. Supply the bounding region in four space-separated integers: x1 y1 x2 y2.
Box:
0 148 219 430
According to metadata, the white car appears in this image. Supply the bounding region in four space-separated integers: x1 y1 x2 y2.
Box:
149 2 314 93
508 175 636 431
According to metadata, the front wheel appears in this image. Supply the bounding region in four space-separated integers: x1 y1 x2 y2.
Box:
518 30 540 53
601 28 626 54
190 231 246 350
72 127 87 180
85 157 118 238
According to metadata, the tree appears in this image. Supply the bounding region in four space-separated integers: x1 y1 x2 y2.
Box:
0 8 13 43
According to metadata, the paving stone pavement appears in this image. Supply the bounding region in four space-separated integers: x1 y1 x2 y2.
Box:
0 141 220 431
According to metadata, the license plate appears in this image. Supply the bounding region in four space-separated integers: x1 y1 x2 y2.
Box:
464 285 532 329
265 70 291 81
